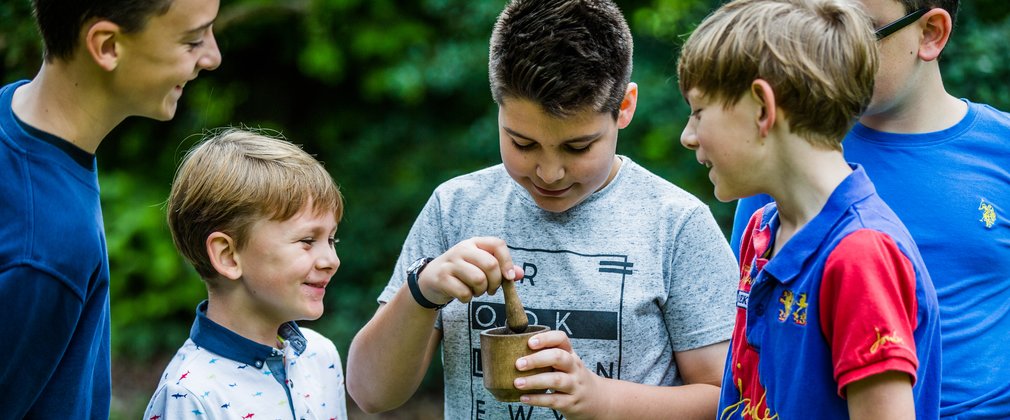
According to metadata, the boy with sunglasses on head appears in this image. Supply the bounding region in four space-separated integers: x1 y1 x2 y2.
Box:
0 0 221 417
145 128 348 419
678 0 941 417
729 1 1010 417
346 0 739 418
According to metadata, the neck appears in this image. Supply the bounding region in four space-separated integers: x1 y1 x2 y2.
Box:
859 65 967 134
11 60 126 154
764 141 852 256
206 291 283 349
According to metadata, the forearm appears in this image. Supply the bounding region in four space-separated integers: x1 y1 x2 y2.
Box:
346 285 441 413
586 378 721 420
587 340 727 419
846 371 914 420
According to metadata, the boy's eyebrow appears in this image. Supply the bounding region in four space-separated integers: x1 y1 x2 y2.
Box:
183 20 215 36
503 126 602 143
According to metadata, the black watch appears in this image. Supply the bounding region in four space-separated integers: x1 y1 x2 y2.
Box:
407 257 449 309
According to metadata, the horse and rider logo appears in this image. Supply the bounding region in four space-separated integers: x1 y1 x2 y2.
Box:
979 199 996 229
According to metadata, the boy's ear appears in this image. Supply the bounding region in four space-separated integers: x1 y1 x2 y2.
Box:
917 8 953 62
751 79 777 138
616 82 638 129
207 232 243 281
83 20 122 71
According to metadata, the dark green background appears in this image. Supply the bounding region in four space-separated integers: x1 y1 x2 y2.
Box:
2 0 1008 417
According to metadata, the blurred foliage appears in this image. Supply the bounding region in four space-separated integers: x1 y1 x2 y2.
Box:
1 0 1008 417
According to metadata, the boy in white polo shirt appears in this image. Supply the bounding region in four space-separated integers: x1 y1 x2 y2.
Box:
144 128 348 419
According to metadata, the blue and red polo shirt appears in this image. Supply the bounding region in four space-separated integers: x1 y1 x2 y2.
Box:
718 165 941 420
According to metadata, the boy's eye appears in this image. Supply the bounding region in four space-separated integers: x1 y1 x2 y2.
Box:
512 139 535 150
329 238 340 247
566 143 592 153
186 40 205 49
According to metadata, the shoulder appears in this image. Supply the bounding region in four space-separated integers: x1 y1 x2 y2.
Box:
958 99 1010 142
820 229 923 310
424 164 514 212
588 159 721 239
822 227 928 290
967 99 1010 122
298 327 342 361
157 340 217 378
432 164 507 194
842 197 917 252
828 229 906 260
613 158 707 211
144 379 209 417
298 327 335 349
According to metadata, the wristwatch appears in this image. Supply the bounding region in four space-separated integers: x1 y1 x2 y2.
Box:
406 257 449 309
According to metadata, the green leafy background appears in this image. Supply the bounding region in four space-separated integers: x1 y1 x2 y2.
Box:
1 0 1007 417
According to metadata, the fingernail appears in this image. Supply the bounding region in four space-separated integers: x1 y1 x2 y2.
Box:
517 358 527 369
529 338 539 347
506 268 515 280
515 378 526 388
520 395 530 403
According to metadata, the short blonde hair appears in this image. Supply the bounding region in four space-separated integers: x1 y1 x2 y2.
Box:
167 128 344 279
677 0 878 149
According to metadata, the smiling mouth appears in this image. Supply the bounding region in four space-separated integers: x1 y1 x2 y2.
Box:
534 185 570 197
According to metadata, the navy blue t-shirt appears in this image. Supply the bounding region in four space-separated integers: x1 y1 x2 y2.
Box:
0 80 111 418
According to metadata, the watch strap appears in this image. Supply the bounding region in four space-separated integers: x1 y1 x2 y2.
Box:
407 257 447 309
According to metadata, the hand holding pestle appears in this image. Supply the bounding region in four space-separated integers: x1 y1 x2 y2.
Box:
501 275 529 333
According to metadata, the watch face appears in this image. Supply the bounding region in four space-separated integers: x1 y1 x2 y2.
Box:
408 257 428 273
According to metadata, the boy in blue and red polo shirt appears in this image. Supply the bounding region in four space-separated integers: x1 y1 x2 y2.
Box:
676 0 941 418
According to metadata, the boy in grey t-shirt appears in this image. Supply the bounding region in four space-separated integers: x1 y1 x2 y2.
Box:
345 1 738 418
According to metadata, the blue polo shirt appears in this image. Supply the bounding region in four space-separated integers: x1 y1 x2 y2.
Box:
144 301 348 419
719 166 941 419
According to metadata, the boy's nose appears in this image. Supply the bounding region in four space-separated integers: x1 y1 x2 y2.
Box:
317 249 340 273
200 32 223 71
680 125 699 150
536 161 565 185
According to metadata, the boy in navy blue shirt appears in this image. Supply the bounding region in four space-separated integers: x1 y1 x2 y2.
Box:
677 0 941 418
0 0 220 417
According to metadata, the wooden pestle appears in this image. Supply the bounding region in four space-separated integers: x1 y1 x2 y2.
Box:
501 277 529 333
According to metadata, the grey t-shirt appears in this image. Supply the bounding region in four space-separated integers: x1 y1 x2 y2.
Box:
379 157 738 419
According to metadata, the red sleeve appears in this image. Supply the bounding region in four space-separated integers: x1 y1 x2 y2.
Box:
819 229 919 397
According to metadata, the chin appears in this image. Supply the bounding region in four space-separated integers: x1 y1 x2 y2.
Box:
304 305 325 321
713 187 737 203
528 188 589 213
159 106 179 121
533 197 578 213
140 108 175 122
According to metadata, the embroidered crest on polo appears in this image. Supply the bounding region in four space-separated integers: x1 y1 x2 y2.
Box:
979 199 996 229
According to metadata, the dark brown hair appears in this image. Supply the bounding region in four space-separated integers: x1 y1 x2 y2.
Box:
489 0 633 118
32 0 174 61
